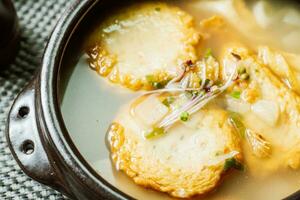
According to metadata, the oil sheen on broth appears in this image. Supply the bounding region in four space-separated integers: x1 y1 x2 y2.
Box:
79 0 300 199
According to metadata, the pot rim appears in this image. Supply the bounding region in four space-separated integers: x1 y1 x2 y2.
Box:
39 0 133 199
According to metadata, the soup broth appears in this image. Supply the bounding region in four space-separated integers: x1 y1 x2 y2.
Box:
61 0 300 199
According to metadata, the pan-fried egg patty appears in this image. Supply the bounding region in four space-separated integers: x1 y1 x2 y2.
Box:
108 104 242 198
88 2 200 90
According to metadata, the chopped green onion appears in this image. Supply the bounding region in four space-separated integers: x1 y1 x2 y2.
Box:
223 158 244 171
237 66 246 75
240 73 250 80
199 78 202 86
162 99 169 106
204 48 213 59
146 75 154 82
162 96 175 107
185 89 206 99
192 90 200 96
146 75 170 89
146 75 169 89
180 111 190 122
198 89 206 96
152 82 163 89
215 151 222 156
160 79 171 87
228 112 246 138
145 127 165 139
190 90 201 97
230 91 241 99
204 79 212 87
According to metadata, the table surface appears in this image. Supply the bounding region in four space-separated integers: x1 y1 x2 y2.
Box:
0 0 76 199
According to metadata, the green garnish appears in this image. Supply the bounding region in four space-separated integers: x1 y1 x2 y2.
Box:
228 112 246 138
191 90 199 96
185 90 204 99
237 66 249 80
199 79 202 86
180 111 190 122
240 73 250 80
230 91 241 99
162 96 175 107
145 127 165 139
146 75 169 89
154 79 170 89
198 90 206 96
204 48 213 59
146 75 154 82
223 158 244 171
152 82 163 89
155 7 161 11
204 79 212 87
237 66 246 75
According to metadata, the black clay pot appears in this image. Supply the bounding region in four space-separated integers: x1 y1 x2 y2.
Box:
5 0 131 199
5 0 300 200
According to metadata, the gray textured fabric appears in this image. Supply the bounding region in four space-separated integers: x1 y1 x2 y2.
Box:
0 0 75 199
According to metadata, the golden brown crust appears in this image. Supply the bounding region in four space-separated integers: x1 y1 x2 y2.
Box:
221 45 300 171
87 2 200 90
107 108 242 198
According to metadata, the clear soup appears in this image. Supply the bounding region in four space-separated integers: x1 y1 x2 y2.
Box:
61 0 300 199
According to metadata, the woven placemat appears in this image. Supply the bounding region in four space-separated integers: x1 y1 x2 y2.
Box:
0 0 75 199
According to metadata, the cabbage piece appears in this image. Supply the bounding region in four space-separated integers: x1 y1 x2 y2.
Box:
133 96 169 126
246 129 271 158
251 100 279 127
225 96 251 114
258 46 300 94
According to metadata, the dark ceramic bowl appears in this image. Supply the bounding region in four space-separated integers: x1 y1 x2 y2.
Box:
5 0 300 200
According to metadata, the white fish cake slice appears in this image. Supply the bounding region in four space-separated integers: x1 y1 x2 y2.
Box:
107 104 242 198
88 2 200 90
